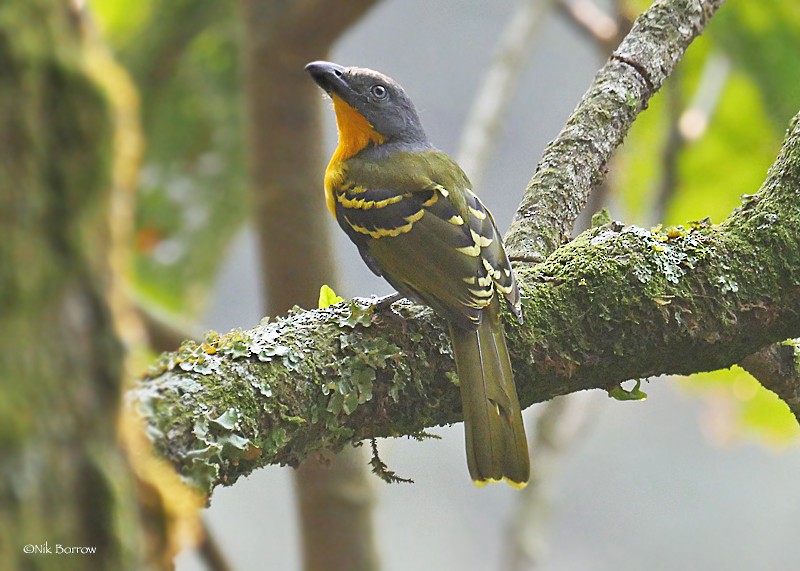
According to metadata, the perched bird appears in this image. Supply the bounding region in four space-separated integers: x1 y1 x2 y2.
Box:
305 61 529 488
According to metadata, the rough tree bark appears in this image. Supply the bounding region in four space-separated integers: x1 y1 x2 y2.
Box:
0 2 157 569
238 2 380 571
132 0 800 499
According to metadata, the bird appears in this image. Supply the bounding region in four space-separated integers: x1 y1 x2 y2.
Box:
305 61 529 488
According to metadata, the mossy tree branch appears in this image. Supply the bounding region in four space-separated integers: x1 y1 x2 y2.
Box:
134 108 800 495
133 0 800 497
740 340 800 424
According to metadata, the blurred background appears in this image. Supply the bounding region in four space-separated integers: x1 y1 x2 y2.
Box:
3 0 800 569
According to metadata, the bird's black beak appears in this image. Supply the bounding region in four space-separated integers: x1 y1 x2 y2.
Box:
305 61 348 95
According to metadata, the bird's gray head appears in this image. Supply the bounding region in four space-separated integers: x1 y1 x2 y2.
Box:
305 61 427 144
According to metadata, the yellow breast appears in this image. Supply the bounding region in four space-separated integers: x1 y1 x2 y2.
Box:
324 95 386 218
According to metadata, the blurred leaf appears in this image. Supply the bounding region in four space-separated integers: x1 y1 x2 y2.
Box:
667 70 778 225
90 0 154 46
711 1 800 128
620 0 651 16
613 83 669 223
681 369 799 447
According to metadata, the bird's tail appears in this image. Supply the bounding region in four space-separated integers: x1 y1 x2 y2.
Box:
449 299 529 488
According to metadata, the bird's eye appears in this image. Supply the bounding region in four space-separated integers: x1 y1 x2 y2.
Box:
370 84 388 99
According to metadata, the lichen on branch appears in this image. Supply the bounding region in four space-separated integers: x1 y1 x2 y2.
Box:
132 110 800 494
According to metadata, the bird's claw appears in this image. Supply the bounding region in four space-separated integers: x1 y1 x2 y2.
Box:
372 292 404 311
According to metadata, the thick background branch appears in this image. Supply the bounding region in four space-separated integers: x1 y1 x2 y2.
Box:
741 340 800 423
239 2 381 571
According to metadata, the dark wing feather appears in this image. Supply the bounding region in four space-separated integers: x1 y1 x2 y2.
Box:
335 185 430 238
461 190 521 318
331 154 520 329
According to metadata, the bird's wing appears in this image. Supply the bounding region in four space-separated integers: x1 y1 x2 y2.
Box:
332 151 519 329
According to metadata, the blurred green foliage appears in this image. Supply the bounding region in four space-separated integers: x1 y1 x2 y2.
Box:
91 0 246 314
617 1 800 444
680 368 799 447
712 0 800 128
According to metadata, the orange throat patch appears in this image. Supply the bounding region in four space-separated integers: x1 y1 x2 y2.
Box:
324 95 386 217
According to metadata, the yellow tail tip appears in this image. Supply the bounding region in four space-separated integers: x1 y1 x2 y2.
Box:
472 477 528 490
503 477 528 490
